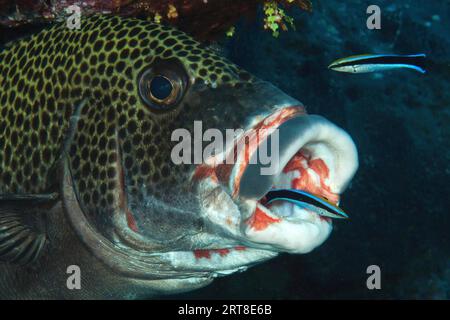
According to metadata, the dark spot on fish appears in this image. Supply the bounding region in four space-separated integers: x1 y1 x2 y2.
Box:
98 52 106 62
90 55 97 65
83 75 91 85
81 162 91 177
89 30 99 43
39 129 47 144
178 50 188 57
98 153 107 166
124 156 133 169
108 152 117 164
73 73 81 85
3 172 12 185
32 152 40 169
129 39 138 48
118 128 127 139
101 79 109 91
188 55 200 63
94 40 104 51
105 41 114 52
80 62 88 73
91 77 99 87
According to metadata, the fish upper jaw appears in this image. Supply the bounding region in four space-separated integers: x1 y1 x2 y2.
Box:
196 106 359 254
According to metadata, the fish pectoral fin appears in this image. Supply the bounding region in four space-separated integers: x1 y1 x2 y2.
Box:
0 212 46 265
0 193 56 265
0 192 59 202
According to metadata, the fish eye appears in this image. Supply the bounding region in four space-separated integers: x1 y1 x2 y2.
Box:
149 76 173 100
138 59 188 111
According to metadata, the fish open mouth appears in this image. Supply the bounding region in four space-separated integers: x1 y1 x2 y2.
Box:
197 107 359 257
240 113 358 253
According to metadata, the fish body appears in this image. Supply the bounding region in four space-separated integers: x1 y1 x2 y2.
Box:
328 53 427 74
265 189 348 219
0 15 358 299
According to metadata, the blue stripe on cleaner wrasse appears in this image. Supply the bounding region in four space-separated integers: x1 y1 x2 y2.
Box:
328 53 427 74
265 189 349 219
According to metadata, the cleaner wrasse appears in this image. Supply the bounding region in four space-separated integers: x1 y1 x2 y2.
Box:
328 53 427 74
265 189 349 220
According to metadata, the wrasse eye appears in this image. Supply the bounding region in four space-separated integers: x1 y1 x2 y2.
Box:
138 58 188 111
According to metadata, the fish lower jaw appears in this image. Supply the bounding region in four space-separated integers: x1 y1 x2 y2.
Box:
162 247 277 278
242 201 332 254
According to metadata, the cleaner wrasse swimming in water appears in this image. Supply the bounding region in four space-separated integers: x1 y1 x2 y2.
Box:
328 53 427 74
0 15 359 299
264 189 349 220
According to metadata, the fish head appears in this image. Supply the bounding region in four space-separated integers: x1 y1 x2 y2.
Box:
328 54 375 73
328 64 359 73
62 16 358 292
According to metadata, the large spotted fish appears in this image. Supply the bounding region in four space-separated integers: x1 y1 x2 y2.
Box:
0 15 358 299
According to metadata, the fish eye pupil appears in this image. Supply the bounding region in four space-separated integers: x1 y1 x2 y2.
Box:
149 75 173 100
138 60 188 111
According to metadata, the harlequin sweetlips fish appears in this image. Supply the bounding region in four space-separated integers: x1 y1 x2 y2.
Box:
0 15 358 299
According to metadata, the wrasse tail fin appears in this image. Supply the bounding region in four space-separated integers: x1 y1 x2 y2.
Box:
403 54 427 73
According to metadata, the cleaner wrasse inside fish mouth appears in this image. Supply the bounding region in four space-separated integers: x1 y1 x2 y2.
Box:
263 189 349 220
0 15 358 298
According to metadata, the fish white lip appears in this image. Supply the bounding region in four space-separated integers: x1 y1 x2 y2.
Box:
239 114 359 200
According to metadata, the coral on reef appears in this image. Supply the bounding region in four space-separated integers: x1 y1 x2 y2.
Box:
0 0 312 39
